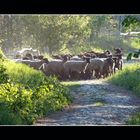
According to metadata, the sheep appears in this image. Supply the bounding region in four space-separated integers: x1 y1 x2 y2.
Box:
15 54 22 59
22 56 30 60
33 55 44 60
113 48 123 59
63 57 90 80
32 49 40 56
22 53 34 60
114 48 122 54
15 48 33 58
102 57 114 78
83 52 96 58
85 57 114 79
112 57 123 73
85 58 103 79
16 58 49 70
14 48 40 60
52 55 62 59
39 59 67 80
70 56 83 61
25 53 34 60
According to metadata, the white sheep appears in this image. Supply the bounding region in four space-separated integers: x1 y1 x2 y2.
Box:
70 56 82 61
39 59 66 79
86 58 114 79
16 58 49 70
63 57 90 80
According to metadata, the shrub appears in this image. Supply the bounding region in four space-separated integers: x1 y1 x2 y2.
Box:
0 64 9 84
0 60 71 125
0 103 22 125
0 83 35 124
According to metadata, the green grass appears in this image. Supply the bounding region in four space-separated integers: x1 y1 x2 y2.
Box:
108 63 140 125
62 81 81 86
61 81 81 90
108 63 140 96
126 112 140 125
130 38 140 50
3 60 48 88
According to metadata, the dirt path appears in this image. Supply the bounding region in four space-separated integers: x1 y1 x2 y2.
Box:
34 79 140 125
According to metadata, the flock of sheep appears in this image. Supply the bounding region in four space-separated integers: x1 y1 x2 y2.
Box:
13 48 123 81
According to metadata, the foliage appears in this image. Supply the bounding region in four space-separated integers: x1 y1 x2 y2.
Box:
126 49 140 61
0 49 9 84
108 63 140 96
126 53 133 61
122 16 140 31
0 60 71 125
127 112 140 125
1 15 140 56
130 38 140 50
0 48 7 61
0 64 9 84
3 60 46 88
0 103 22 125
0 83 34 124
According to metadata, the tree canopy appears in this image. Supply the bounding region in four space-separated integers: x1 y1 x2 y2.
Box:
0 15 140 55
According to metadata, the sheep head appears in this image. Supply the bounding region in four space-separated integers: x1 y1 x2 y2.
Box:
43 58 49 64
83 57 90 64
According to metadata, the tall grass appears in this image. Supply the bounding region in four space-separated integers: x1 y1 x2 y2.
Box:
3 60 46 88
108 63 140 96
108 63 140 125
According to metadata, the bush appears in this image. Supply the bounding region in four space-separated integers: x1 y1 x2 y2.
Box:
0 48 4 60
0 49 9 84
0 64 9 84
0 83 35 124
0 60 71 125
0 78 71 125
0 103 22 125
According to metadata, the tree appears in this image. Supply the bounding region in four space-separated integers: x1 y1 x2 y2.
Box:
127 49 140 61
122 15 140 32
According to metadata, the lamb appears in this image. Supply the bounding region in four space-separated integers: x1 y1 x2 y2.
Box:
63 57 90 80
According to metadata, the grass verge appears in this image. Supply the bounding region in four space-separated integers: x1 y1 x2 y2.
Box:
108 63 140 125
